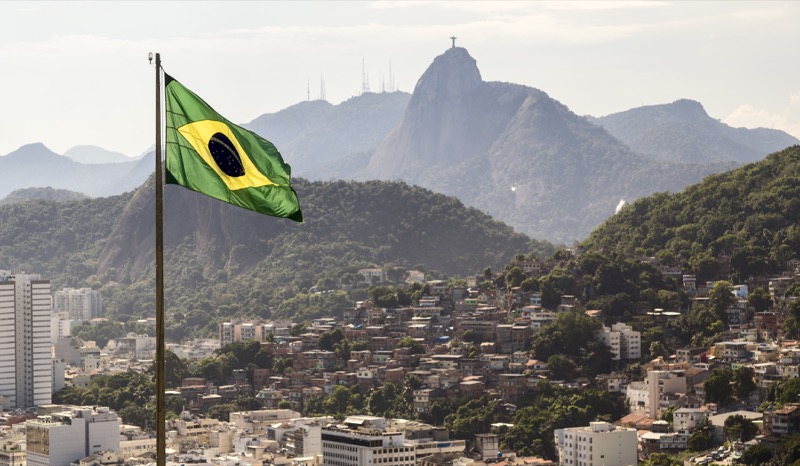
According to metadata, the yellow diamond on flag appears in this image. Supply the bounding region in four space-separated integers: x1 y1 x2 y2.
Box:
177 120 277 191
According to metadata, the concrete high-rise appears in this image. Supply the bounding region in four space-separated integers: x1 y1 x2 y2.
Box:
53 287 102 321
0 271 53 409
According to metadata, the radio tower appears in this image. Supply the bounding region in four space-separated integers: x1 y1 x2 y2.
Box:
361 59 370 95
389 60 395 92
320 74 326 101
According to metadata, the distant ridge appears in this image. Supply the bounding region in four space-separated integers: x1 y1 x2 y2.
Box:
63 145 135 164
0 143 152 199
590 99 800 164
0 187 88 205
245 91 410 178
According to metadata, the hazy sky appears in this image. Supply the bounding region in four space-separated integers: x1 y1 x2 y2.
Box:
1 1 798 157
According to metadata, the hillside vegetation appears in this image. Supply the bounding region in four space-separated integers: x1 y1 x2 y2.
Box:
0 177 551 338
583 145 800 283
0 187 89 205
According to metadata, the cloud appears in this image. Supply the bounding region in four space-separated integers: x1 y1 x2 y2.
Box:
724 104 800 140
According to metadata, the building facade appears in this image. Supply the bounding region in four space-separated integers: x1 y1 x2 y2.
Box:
0 272 52 409
26 406 120 466
554 421 638 466
321 416 416 466
53 287 103 321
595 323 641 361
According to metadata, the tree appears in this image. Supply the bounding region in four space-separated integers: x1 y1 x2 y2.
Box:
319 329 345 351
641 453 682 466
739 443 773 465
547 355 577 380
723 414 758 442
396 336 425 354
207 403 235 422
770 432 800 465
687 421 713 452
277 400 292 409
708 280 735 321
506 267 525 289
733 366 757 399
747 287 773 313
531 311 602 360
119 402 155 429
660 405 676 426
369 286 400 308
704 368 733 406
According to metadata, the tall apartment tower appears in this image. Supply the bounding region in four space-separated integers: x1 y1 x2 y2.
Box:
0 272 53 409
53 287 103 321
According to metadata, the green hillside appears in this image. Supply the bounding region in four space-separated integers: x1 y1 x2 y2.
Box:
0 187 89 205
0 177 551 339
583 145 800 283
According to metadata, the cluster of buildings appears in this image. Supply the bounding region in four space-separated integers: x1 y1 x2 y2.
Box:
7 253 800 465
1 406 538 466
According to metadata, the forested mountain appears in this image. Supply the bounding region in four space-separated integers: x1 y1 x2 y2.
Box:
590 99 799 164
0 176 550 337
583 145 800 283
0 143 152 198
0 187 88 205
244 91 410 178
361 47 730 243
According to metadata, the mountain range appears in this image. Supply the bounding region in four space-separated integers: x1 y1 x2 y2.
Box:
3 47 797 243
0 143 152 199
589 99 799 164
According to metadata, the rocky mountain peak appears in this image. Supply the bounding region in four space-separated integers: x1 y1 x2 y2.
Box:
4 142 59 158
666 99 708 119
410 47 482 101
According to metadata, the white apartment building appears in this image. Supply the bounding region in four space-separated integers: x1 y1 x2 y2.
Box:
219 319 291 346
229 409 302 435
554 421 638 466
595 323 641 361
358 268 386 285
321 416 416 466
647 370 687 420
50 312 80 343
26 406 120 466
0 272 52 409
267 416 335 456
625 381 649 415
673 407 710 431
53 287 103 321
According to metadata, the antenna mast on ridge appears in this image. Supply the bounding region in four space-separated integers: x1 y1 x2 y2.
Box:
361 59 370 94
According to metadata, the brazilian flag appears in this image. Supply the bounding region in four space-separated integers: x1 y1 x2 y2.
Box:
165 74 303 222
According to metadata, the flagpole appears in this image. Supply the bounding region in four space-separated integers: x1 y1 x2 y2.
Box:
153 51 167 466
